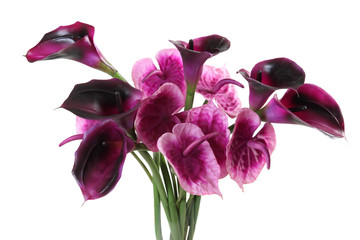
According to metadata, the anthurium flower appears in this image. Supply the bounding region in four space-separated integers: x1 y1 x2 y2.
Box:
258 83 345 138
238 58 305 110
186 101 230 178
132 49 186 98
71 120 134 201
135 83 185 151
170 35 230 107
197 65 243 118
226 108 276 190
158 123 222 196
61 78 142 131
26 22 118 77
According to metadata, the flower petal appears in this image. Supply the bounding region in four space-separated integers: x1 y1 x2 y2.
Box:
186 101 230 178
131 58 157 90
158 123 222 196
135 83 185 151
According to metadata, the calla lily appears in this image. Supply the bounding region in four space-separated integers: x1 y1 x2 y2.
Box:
26 22 119 77
186 101 230 178
69 120 134 201
226 108 276 190
158 123 222 196
238 58 305 110
135 83 185 151
61 78 142 131
197 65 243 118
258 83 345 138
170 35 230 108
132 49 186 98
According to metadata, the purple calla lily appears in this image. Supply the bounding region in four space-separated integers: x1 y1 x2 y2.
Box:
26 22 118 77
158 123 222 196
226 108 276 190
170 35 230 108
132 49 186 98
258 83 345 138
135 83 185 151
61 78 142 131
186 101 230 178
197 65 243 118
238 58 305 110
70 120 134 201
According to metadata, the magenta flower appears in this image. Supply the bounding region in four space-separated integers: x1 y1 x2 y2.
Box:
238 58 305 110
158 123 222 196
135 83 185 151
69 120 134 201
170 35 230 106
61 78 142 131
26 22 118 77
186 101 230 178
197 65 243 118
226 108 276 190
258 83 345 138
132 49 186 98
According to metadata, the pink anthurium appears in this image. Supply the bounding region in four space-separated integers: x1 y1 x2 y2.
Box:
158 123 222 196
63 120 134 201
26 22 118 77
170 35 230 107
61 78 142 131
186 101 230 178
197 65 243 118
135 83 185 151
238 58 305 110
258 83 345 138
132 49 186 98
226 108 276 190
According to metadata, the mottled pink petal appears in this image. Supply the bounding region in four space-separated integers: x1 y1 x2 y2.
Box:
186 101 230 178
131 49 185 98
226 108 276 190
76 117 101 134
135 83 185 151
158 123 222 196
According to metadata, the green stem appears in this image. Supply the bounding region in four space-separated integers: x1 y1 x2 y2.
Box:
131 151 152 182
112 71 127 82
187 196 201 240
153 153 163 240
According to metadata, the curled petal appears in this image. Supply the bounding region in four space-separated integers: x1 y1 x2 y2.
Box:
26 22 117 76
72 120 134 201
186 101 230 178
131 58 157 90
226 108 276 190
135 83 185 151
158 123 222 196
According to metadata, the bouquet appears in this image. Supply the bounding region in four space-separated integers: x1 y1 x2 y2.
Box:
26 22 345 240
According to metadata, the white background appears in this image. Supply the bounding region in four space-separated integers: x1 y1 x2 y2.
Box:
1 0 359 239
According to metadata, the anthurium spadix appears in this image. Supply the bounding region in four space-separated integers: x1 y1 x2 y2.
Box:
61 78 142 131
170 35 230 109
258 84 345 138
238 58 305 110
26 22 119 77
226 108 276 190
135 83 185 151
70 120 134 201
132 49 186 98
158 123 222 196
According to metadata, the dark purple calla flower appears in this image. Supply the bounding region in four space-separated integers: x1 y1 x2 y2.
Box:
158 123 222 196
170 35 230 103
258 83 345 138
26 22 118 77
71 120 134 201
238 58 305 110
61 78 142 131
135 83 185 151
186 101 230 178
132 49 186 98
226 108 276 191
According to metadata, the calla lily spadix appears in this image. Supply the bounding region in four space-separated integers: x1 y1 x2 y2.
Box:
238 58 305 110
26 22 121 78
258 83 345 138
